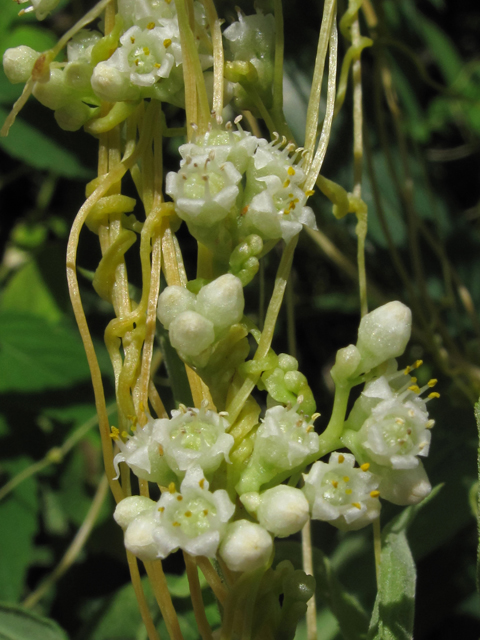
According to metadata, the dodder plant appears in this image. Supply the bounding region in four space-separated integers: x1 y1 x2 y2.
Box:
2 0 442 638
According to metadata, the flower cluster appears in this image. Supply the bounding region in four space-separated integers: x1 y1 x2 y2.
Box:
166 123 318 269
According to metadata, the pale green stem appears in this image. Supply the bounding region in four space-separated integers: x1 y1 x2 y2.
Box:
351 15 368 317
302 519 317 640
23 474 109 608
373 516 382 586
184 552 213 640
0 403 116 502
305 16 338 192
226 236 299 426
272 0 285 117
304 0 336 165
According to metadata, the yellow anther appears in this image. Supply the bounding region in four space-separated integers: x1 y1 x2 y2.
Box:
352 502 362 510
404 366 411 375
154 63 161 68
338 454 345 463
176 495 183 501
147 21 155 29
131 425 137 432
410 377 417 384
199 478 205 489
163 38 172 48
343 476 350 483
305 189 315 197
158 444 164 455
185 511 192 517
345 488 352 495
109 426 120 441
121 430 129 440
130 36 135 43
331 480 338 488
414 359 423 369
143 47 150 55
395 418 405 425
370 490 380 498
172 521 181 527
203 509 209 516
293 198 299 203
158 506 165 512
428 392 440 399
428 379 438 388
408 385 420 394
360 463 370 471
283 179 290 188
135 59 139 66
168 482 176 493
288 193 294 198
426 419 435 429
287 166 295 176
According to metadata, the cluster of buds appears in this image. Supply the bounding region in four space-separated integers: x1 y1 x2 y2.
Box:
157 274 245 367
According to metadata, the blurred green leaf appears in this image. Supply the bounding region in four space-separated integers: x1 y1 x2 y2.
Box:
0 312 92 392
0 458 39 602
2 260 63 323
0 106 92 179
0 25 56 57
416 16 463 86
475 398 480 593
0 603 69 640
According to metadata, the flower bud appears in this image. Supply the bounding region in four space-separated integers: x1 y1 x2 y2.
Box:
219 520 273 572
91 62 140 103
242 486 310 537
196 274 244 331
378 463 431 506
157 285 196 329
124 509 160 561
114 495 156 530
356 301 412 372
54 102 96 131
168 310 215 357
3 46 39 84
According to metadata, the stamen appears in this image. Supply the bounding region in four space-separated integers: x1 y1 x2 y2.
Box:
360 462 370 471
147 21 155 29
338 454 345 463
345 488 352 495
163 38 172 48
352 502 362 510
110 426 120 441
331 480 338 488
427 392 440 400
168 482 176 493
370 490 380 498
343 476 350 483
199 478 205 489
428 379 438 387
176 495 183 501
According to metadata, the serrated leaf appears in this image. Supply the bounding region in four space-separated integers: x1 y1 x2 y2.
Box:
0 458 39 602
0 311 92 392
0 603 69 640
367 486 442 639
0 106 92 179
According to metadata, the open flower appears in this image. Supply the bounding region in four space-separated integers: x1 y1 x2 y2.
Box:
112 420 174 485
153 405 234 477
342 360 437 504
152 466 235 558
237 404 319 494
303 452 381 531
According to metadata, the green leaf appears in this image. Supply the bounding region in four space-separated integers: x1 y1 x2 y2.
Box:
0 603 69 640
1 260 63 323
0 458 39 602
0 311 92 392
0 107 92 179
367 486 442 639
417 16 463 86
1 25 57 57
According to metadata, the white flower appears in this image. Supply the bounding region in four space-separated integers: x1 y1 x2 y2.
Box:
157 285 196 330
237 404 319 494
124 507 161 560
355 301 412 373
219 519 273 572
165 151 242 228
241 485 310 537
91 24 179 102
168 310 216 357
118 0 178 30
303 452 381 531
343 366 435 471
153 405 234 477
152 467 235 558
112 420 173 485
242 137 318 242
16 0 60 20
